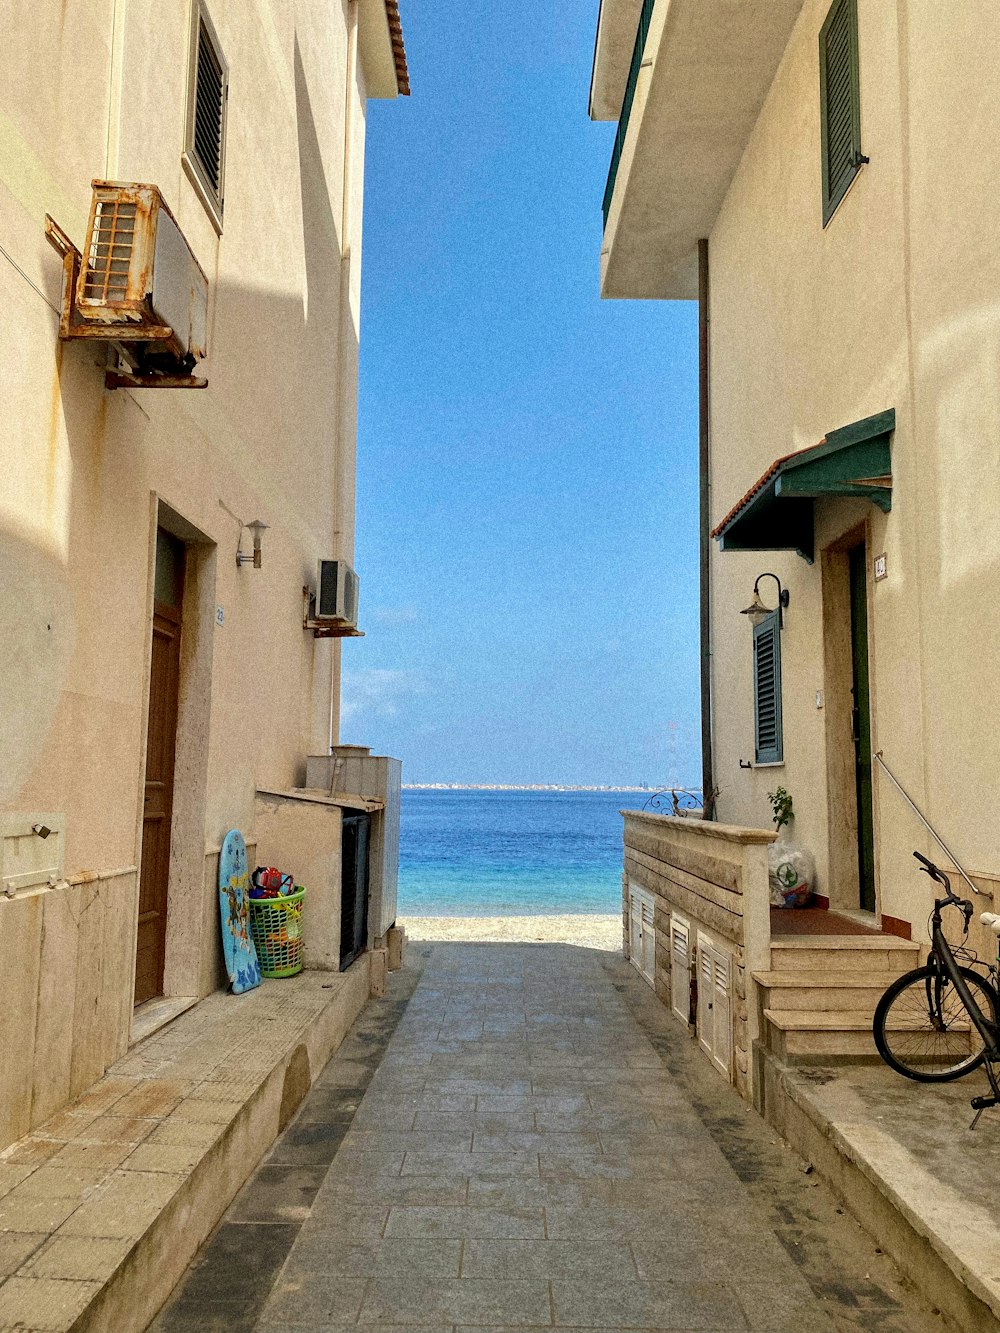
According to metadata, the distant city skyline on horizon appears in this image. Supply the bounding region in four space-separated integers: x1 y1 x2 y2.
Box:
401 781 702 793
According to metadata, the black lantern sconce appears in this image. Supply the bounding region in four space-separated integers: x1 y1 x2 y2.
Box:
739 572 789 628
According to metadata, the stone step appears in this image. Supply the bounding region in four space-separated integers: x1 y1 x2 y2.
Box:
752 970 899 1012
769 935 920 971
763 1006 975 1062
764 1008 886 1060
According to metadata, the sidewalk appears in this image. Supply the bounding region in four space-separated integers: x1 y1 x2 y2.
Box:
154 941 944 1332
0 963 370 1333
764 1058 1000 1332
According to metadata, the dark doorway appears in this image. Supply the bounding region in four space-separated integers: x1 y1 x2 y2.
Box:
849 544 876 912
136 528 185 1005
340 812 371 971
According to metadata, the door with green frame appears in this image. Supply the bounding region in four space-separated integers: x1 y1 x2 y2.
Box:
849 544 876 912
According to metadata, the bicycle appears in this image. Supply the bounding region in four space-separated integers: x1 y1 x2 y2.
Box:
873 851 1000 1127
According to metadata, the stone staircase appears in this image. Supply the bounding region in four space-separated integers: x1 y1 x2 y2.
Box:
754 934 921 1061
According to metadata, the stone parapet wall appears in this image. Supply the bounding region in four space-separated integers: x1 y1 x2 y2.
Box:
623 812 773 1101
0 866 137 1153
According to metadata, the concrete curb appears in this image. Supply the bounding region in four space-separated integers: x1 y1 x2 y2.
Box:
763 1055 1000 1333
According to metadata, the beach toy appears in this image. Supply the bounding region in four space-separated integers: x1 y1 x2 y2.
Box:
250 867 295 900
219 830 262 993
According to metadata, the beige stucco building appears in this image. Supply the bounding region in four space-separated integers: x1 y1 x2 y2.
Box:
595 0 999 1075
0 0 407 1155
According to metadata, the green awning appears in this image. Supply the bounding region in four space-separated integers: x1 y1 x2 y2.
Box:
711 409 894 563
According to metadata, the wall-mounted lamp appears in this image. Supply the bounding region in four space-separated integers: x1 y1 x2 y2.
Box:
236 519 269 570
739 572 789 628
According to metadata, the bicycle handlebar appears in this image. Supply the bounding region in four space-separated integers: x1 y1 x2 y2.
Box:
914 850 941 877
914 850 953 891
914 852 974 923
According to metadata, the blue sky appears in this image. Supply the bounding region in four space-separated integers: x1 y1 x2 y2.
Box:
346 0 700 786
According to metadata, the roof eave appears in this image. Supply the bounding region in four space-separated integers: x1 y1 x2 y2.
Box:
359 0 410 99
600 0 808 300
713 409 896 565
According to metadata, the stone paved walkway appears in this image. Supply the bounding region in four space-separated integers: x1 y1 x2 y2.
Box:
152 943 945 1332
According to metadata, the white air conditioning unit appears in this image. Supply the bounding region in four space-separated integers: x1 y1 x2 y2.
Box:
316 561 360 626
78 181 208 358
45 180 209 389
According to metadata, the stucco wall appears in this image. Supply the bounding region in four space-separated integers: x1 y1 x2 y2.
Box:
0 0 376 1145
706 0 1000 935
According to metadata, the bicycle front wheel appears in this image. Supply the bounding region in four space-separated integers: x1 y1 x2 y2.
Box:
874 964 998 1082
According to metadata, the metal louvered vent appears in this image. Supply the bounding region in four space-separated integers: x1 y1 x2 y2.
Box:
820 0 863 224
194 19 226 200
753 613 782 764
81 196 137 306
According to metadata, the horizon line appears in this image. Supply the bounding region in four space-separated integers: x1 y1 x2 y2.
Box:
401 782 701 792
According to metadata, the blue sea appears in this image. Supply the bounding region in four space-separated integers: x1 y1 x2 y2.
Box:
398 789 660 917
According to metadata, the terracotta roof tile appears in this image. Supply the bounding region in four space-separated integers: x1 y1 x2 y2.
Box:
384 0 410 96
711 438 828 539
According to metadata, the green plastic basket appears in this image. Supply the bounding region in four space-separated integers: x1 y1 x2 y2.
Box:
248 886 306 978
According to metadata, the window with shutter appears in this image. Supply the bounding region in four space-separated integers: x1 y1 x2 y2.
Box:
753 611 783 764
819 0 864 226
184 4 228 229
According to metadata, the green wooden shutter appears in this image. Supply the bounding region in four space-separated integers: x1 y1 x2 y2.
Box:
819 0 863 225
753 612 783 764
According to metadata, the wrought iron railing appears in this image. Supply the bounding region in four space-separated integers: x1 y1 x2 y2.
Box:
601 0 657 229
641 788 705 816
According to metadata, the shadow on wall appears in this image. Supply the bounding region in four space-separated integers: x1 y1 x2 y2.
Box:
295 33 347 396
4 13 363 815
0 528 75 806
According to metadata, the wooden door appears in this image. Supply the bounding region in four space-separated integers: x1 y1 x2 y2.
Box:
135 531 185 1005
849 545 876 912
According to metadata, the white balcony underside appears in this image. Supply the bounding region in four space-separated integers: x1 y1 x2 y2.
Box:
601 0 807 300
590 0 646 121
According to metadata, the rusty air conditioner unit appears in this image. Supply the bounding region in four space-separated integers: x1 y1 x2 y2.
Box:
45 181 208 390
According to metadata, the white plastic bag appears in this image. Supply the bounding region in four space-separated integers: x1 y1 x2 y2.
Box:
768 840 815 908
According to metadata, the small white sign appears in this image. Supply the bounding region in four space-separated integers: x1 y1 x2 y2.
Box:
874 553 887 582
216 605 225 626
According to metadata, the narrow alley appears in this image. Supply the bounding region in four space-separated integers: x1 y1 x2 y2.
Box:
153 943 945 1333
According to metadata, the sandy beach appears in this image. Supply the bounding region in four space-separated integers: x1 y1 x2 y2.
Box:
398 914 622 951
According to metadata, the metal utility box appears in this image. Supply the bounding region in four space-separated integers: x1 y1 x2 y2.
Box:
306 748 401 940
340 812 371 971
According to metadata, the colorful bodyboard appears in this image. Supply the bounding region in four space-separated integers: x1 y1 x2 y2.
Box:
219 829 261 994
